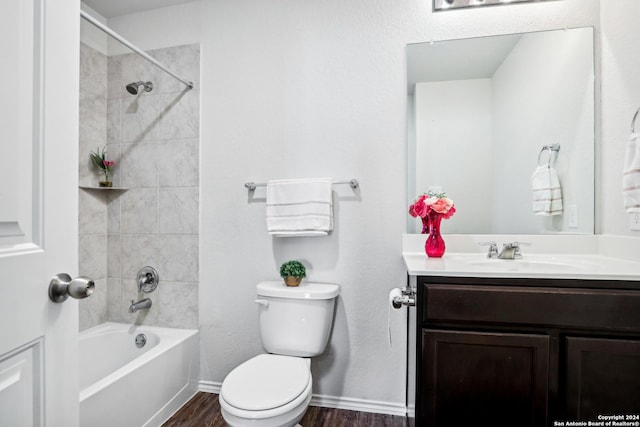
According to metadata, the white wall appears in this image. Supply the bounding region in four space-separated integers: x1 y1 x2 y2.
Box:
600 1 640 236
102 0 612 410
414 79 493 234
106 2 202 56
80 3 108 55
491 28 595 234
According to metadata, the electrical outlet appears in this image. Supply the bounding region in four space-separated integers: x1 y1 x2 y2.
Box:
630 213 640 231
568 204 578 228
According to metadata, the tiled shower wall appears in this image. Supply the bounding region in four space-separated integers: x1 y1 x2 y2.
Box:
79 42 200 331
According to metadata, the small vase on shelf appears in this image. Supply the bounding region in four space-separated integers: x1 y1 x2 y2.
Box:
98 170 112 187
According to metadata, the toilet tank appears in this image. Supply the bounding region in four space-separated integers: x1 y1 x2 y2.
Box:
256 281 340 357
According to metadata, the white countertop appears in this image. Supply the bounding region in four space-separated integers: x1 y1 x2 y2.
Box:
402 234 640 281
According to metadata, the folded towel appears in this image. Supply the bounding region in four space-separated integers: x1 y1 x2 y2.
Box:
623 133 640 213
531 165 563 216
266 178 333 236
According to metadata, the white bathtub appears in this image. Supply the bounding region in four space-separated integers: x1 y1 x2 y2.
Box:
79 322 199 427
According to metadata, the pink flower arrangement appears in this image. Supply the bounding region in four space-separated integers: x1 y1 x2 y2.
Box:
409 191 456 223
90 146 115 184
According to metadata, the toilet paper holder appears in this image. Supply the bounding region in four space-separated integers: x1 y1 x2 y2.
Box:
392 286 416 309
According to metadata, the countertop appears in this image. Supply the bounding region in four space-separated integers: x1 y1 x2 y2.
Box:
402 234 640 281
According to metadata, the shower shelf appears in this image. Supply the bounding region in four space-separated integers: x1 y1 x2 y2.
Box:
79 186 129 191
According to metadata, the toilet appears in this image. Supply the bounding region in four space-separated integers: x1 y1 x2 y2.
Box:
219 280 340 427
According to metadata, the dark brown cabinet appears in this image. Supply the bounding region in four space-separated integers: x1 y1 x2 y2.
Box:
415 276 640 427
565 336 640 419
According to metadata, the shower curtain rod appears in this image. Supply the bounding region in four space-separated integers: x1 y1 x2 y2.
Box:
80 10 194 90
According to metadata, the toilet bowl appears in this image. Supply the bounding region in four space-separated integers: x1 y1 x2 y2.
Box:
219 354 312 427
219 281 340 427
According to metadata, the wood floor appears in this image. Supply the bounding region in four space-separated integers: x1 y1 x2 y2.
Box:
162 392 413 427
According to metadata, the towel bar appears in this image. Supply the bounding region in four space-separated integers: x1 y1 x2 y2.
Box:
244 179 359 191
537 144 560 166
631 107 640 133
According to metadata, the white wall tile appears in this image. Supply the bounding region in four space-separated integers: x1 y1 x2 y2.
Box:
120 234 161 280
78 189 107 235
107 99 121 143
107 278 123 322
157 235 199 282
107 192 121 234
157 282 198 328
152 44 201 94
157 90 200 140
107 234 121 278
121 95 161 142
159 187 199 234
79 234 107 279
79 90 107 144
80 43 107 98
80 43 200 331
120 188 159 234
120 142 158 188
158 139 199 187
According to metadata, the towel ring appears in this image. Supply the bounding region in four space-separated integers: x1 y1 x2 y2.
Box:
631 107 640 133
537 144 560 166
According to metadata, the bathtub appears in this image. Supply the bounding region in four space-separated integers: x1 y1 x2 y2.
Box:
79 322 199 427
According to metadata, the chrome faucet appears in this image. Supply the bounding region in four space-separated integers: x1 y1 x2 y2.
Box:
129 298 152 313
498 242 531 260
478 241 499 259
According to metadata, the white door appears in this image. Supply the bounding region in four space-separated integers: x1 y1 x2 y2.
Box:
0 1 80 426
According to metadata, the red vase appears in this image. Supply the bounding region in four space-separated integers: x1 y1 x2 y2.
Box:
420 216 429 234
424 212 446 257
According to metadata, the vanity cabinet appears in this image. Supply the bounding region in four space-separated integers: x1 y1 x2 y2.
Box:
415 276 640 427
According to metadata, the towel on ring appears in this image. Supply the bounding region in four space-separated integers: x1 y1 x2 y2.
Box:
266 178 333 237
531 165 563 216
623 133 640 213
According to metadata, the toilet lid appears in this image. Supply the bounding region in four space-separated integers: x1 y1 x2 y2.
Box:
221 354 311 411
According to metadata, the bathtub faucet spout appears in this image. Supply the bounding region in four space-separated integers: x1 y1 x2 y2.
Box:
129 298 152 313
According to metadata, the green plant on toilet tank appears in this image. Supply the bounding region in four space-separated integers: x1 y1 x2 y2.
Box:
279 260 306 287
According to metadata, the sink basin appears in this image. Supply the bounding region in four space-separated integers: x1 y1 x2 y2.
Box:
442 254 599 273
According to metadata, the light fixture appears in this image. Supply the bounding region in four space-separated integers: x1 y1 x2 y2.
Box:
433 0 560 12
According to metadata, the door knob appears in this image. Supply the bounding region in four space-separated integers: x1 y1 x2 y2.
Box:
48 273 95 303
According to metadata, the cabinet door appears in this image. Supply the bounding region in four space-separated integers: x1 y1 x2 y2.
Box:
421 329 549 427
566 336 640 419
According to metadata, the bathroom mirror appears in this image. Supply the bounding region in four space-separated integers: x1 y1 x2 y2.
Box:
407 27 594 235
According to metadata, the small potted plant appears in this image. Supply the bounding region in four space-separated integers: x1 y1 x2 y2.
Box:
90 145 115 187
279 260 306 287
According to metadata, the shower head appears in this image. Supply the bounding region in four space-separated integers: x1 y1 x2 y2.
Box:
126 81 153 95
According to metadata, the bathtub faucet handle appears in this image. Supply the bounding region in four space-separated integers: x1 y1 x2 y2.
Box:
137 266 159 293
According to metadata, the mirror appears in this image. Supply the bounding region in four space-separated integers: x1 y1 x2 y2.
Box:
407 27 594 235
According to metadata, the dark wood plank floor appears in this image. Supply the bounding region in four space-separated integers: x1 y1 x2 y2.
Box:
162 392 413 427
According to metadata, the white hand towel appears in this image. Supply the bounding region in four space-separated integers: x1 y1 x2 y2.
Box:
623 133 640 213
531 165 563 216
266 178 333 237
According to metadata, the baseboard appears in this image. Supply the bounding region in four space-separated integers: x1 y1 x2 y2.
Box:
198 381 406 417
407 403 415 418
199 380 222 394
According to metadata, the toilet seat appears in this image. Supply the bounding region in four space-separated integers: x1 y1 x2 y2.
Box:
221 354 311 413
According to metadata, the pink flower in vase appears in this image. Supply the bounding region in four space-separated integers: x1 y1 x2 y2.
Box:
408 191 456 257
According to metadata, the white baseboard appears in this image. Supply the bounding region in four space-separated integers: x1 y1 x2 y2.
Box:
198 381 406 417
309 394 406 417
199 380 221 394
407 403 415 418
